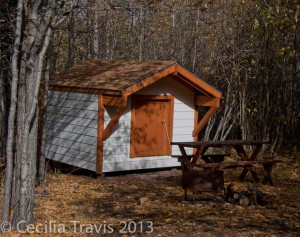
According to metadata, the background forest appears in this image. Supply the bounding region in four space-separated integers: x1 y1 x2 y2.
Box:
0 0 299 158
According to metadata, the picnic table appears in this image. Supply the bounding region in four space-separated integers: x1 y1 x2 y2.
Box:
171 140 282 185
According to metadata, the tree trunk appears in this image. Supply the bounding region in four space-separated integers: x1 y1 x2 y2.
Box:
91 3 99 59
0 66 7 158
2 0 59 229
2 0 24 225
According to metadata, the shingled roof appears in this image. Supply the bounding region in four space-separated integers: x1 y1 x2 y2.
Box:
50 60 221 98
51 60 175 91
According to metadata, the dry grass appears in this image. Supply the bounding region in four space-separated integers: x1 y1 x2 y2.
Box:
1 153 300 236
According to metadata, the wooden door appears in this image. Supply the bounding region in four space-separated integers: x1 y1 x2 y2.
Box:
130 95 174 158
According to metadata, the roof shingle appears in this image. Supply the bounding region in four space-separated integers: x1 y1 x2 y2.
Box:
50 60 176 92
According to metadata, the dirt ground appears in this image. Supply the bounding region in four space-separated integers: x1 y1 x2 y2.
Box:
2 153 300 236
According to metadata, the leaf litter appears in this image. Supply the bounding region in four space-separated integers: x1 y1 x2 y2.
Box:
2 153 300 236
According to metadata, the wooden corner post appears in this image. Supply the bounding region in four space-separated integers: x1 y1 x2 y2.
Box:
97 94 105 175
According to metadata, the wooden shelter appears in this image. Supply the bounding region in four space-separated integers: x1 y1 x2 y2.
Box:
43 60 222 174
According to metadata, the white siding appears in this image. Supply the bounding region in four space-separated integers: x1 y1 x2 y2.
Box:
45 91 98 171
103 76 195 172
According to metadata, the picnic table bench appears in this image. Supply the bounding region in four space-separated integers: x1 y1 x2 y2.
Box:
171 140 282 185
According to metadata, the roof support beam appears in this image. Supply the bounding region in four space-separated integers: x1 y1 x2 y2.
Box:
103 95 125 106
102 96 127 141
193 106 218 137
195 95 220 107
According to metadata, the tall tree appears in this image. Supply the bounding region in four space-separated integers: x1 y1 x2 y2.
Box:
2 0 78 229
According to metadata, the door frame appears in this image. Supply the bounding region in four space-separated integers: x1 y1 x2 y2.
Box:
130 95 174 158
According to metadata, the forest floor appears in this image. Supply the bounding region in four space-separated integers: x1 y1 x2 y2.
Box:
1 152 300 237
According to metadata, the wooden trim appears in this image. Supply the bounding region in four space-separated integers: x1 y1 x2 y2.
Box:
129 98 136 158
168 96 174 155
96 94 105 175
175 64 222 98
49 85 122 95
195 95 220 107
123 65 176 96
103 95 125 106
102 101 127 141
193 105 199 154
131 95 173 100
192 106 218 137
130 95 174 158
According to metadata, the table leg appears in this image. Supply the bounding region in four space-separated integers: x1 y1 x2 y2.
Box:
234 145 260 182
262 163 274 185
191 146 208 165
249 144 263 160
179 145 192 171
239 169 260 182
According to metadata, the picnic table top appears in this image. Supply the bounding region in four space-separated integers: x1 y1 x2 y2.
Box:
170 140 270 148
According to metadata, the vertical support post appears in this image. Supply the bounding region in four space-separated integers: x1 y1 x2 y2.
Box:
193 105 199 154
96 94 104 176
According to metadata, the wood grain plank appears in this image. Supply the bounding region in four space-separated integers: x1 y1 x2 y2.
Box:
96 94 104 174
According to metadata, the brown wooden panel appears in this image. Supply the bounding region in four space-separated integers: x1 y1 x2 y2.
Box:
130 95 174 158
